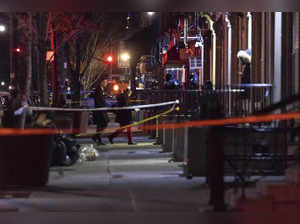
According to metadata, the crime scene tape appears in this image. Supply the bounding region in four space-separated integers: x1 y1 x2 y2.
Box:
15 100 179 114
143 111 300 131
76 104 179 137
2 111 300 136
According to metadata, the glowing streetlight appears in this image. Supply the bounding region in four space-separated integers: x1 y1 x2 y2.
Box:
120 52 130 62
1 81 5 86
112 84 120 92
147 12 155 16
0 25 6 32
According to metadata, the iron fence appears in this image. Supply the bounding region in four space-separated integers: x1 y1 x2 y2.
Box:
134 84 273 118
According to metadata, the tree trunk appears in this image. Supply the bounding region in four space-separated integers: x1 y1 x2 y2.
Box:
72 38 81 106
40 46 49 106
20 13 33 129
71 38 82 134
39 13 49 106
53 31 66 107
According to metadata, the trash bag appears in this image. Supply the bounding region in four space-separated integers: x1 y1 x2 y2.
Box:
51 136 68 166
60 134 80 166
79 144 99 162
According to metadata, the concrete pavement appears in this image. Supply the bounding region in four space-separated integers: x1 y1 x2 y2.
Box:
0 139 211 213
0 137 298 223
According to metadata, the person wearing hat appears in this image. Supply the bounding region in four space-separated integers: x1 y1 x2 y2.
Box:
237 49 251 85
237 49 252 114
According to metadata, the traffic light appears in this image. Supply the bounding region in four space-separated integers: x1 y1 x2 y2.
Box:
14 47 22 53
106 55 113 63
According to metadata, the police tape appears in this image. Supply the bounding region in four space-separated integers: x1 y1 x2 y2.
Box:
76 104 179 137
15 100 179 114
2 110 300 136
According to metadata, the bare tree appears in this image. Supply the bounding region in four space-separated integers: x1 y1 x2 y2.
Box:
14 12 33 128
61 13 135 101
15 12 138 110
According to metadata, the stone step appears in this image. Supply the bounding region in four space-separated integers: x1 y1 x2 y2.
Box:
272 201 300 212
234 195 273 212
231 164 300 212
267 184 300 202
286 165 300 184
256 179 286 196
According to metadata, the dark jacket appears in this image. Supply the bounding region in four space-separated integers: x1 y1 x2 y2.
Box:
91 88 109 129
115 92 132 126
2 93 22 128
241 63 251 98
241 63 250 84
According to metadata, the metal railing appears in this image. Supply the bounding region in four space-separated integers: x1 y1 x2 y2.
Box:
134 84 273 118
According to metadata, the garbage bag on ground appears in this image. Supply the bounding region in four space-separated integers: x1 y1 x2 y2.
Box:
79 144 99 162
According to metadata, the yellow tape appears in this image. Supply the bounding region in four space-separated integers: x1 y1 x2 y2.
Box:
67 99 145 104
76 104 176 137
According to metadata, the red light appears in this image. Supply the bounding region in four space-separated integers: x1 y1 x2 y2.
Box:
112 84 119 92
106 55 113 63
14 48 21 53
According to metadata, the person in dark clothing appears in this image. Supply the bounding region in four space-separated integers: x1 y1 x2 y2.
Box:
204 80 213 91
91 80 109 145
187 72 199 90
165 73 182 89
237 49 252 114
109 89 135 145
240 63 250 84
1 88 22 128
237 49 251 98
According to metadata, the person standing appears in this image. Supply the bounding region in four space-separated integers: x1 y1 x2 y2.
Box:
187 71 199 90
165 73 182 89
237 49 251 114
91 79 109 145
237 49 251 95
109 89 136 145
2 88 23 128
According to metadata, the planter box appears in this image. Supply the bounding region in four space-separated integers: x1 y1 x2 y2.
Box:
0 135 52 187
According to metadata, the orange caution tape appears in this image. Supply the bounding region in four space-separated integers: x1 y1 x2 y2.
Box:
1 111 300 136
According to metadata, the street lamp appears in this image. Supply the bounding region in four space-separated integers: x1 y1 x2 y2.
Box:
147 12 155 16
120 52 130 62
0 24 6 32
